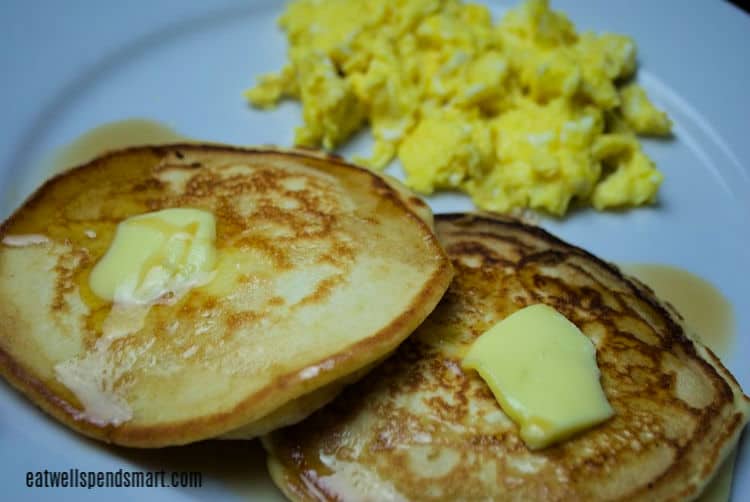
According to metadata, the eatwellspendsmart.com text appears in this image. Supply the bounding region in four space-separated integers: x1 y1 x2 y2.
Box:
26 469 202 489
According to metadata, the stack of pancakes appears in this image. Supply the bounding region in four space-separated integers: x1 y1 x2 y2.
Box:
1 146 747 500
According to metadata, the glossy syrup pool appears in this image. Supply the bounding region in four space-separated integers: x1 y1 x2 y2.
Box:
620 263 735 360
41 118 190 177
620 262 737 502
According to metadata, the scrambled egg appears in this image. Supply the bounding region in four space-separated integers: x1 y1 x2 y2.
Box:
247 0 672 215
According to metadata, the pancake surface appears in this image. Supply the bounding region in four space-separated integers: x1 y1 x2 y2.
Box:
264 214 749 501
0 145 452 447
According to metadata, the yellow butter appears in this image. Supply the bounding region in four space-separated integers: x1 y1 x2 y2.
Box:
89 208 216 304
463 304 613 449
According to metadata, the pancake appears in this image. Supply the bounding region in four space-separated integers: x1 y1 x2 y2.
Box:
0 145 453 447
264 213 750 501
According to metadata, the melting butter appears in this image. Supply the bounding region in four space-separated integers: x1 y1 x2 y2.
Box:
55 304 151 426
463 304 613 450
58 208 217 424
89 208 217 304
1 234 50 247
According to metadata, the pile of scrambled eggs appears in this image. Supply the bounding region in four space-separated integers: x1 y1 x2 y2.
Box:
247 0 672 215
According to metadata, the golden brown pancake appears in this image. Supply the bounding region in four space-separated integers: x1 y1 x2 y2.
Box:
0 145 453 447
264 213 749 501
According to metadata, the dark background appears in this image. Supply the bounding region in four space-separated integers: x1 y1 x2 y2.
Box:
728 0 749 14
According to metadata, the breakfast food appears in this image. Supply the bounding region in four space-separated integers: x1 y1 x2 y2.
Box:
0 145 453 447
462 303 615 450
247 0 672 215
264 214 749 500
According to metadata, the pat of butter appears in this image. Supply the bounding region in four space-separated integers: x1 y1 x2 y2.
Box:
89 208 216 304
463 304 613 449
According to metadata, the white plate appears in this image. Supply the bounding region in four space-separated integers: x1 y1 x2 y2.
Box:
1 0 748 500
